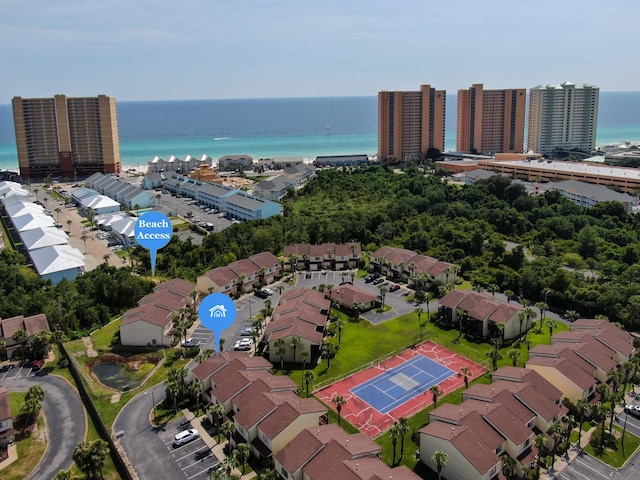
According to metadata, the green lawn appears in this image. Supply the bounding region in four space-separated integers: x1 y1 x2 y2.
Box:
90 318 122 353
585 424 640 467
2 393 47 480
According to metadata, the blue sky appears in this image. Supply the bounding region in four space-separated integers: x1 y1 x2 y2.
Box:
2 0 639 101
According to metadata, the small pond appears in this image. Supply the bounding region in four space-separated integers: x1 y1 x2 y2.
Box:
92 363 142 391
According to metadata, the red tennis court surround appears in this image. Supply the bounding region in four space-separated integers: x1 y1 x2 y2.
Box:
316 341 487 437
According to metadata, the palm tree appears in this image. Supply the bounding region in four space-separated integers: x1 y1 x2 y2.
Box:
501 453 518 479
576 398 590 448
12 329 28 359
375 285 388 310
102 253 110 265
166 379 181 413
81 234 88 254
220 421 236 454
548 421 563 470
517 311 527 343
508 349 521 367
430 385 443 408
486 347 503 371
389 422 401 466
547 318 558 337
300 350 310 371
303 370 315 397
221 451 239 475
190 381 203 415
54 207 61 223
89 439 110 479
416 307 424 341
431 451 448 480
290 335 300 363
235 442 251 474
455 308 466 341
0 337 6 360
504 289 515 303
565 310 580 322
321 342 336 369
595 400 610 450
209 403 226 443
33 188 39 201
397 417 409 460
274 338 286 371
73 441 94 478
536 301 548 332
257 468 276 480
534 433 546 477
488 283 499 297
334 318 345 345
563 414 577 445
460 366 471 389
332 394 347 426
86 208 96 229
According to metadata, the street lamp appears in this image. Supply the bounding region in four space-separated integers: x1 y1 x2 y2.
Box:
544 290 550 305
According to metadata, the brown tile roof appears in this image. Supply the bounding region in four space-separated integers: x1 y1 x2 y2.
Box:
153 278 196 297
526 356 596 390
489 303 524 324
421 411 502 475
191 355 231 382
302 441 360 480
1 314 50 340
265 319 323 344
120 304 173 328
493 367 564 403
249 251 280 269
327 284 379 308
272 305 327 327
438 290 469 309
279 288 330 311
459 293 500 320
229 258 260 277
344 457 421 480
484 391 535 445
258 398 326 440
202 266 238 287
210 360 259 403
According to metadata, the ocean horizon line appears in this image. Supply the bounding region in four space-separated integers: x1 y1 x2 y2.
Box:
2 89 640 106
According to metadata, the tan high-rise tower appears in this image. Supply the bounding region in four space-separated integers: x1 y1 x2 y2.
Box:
12 94 121 179
456 84 526 155
378 84 446 162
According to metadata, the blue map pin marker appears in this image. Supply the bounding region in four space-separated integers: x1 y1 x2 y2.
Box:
134 211 173 276
198 293 237 356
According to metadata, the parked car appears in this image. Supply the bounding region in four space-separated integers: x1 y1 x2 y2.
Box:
389 284 400 292
240 327 254 336
373 277 385 285
255 289 273 299
625 404 640 418
31 359 45 371
174 429 199 446
234 338 254 351
181 337 200 347
364 274 375 283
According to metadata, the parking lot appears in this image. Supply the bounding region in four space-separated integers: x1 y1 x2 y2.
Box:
0 362 40 380
158 418 220 480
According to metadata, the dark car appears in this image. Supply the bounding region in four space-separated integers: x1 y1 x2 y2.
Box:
389 284 400 292
373 277 385 285
364 274 375 283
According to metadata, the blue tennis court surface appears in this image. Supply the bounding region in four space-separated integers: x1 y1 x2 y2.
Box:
350 356 454 414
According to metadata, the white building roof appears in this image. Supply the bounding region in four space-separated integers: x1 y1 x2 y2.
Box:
5 201 45 218
12 213 55 232
96 213 128 228
110 217 136 238
30 245 85 275
20 227 69 251
83 195 120 210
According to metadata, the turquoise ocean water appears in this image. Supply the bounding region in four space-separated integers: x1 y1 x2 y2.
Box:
1 93 639 172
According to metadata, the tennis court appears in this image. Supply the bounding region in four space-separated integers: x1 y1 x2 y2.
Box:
351 356 454 414
316 341 487 437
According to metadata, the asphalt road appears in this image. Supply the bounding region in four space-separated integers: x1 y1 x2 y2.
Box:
113 382 191 479
0 374 86 480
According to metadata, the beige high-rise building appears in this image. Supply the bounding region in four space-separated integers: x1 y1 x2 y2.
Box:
456 83 526 155
527 82 599 156
12 94 121 179
378 84 446 162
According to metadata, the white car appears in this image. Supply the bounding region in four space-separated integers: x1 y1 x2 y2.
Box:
234 338 254 351
174 428 199 446
240 327 254 337
181 338 200 347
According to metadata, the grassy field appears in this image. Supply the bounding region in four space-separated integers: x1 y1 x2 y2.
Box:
1 392 46 480
585 424 640 467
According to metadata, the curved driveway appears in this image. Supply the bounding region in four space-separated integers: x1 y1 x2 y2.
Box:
114 382 188 480
0 375 86 480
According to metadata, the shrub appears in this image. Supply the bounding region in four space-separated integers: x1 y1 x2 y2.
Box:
589 429 617 450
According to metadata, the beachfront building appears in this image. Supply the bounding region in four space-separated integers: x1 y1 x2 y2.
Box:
527 82 599 156
314 154 369 167
457 84 526 155
378 84 446 162
12 94 121 179
218 155 253 172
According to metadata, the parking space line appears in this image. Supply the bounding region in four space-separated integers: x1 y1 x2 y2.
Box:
571 458 610 479
1 368 11 379
175 447 205 462
188 465 217 480
181 453 213 470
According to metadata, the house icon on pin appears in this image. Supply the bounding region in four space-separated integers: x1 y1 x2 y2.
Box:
209 305 227 318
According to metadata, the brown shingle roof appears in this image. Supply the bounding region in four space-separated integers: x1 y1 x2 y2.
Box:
1 313 50 340
327 284 379 308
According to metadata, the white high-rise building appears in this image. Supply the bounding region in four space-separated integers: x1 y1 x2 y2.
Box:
527 82 599 156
